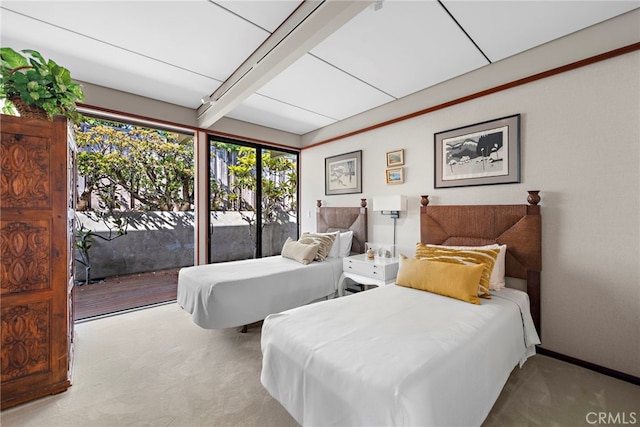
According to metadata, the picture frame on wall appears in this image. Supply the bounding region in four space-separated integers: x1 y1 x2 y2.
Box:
434 114 521 188
386 149 404 167
386 167 404 184
325 150 362 195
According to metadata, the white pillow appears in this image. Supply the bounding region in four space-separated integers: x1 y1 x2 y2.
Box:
315 230 353 258
328 233 340 257
338 231 354 257
491 245 507 289
426 243 506 290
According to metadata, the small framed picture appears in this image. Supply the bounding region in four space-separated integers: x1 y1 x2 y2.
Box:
386 167 404 184
386 149 404 167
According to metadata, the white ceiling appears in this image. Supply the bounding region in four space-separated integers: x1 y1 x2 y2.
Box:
1 1 638 135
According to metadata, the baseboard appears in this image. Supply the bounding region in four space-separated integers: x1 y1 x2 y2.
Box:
537 347 640 386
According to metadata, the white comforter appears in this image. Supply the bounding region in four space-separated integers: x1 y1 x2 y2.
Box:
177 256 343 329
261 285 540 426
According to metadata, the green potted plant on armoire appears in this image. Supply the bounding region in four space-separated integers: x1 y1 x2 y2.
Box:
1 47 84 123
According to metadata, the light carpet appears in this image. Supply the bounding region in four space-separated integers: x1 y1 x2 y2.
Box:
2 302 639 426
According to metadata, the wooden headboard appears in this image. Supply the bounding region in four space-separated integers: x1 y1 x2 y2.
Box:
420 191 542 335
316 199 368 254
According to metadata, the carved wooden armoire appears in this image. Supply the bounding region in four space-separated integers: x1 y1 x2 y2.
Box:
1 114 76 409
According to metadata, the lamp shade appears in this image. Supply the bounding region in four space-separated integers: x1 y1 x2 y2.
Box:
373 195 407 212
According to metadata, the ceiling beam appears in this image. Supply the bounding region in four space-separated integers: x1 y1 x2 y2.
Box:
197 0 372 129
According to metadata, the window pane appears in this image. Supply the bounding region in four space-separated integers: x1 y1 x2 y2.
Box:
209 141 257 261
261 148 298 256
74 116 194 318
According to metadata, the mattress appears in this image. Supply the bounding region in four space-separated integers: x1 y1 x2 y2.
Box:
177 256 343 329
260 285 540 426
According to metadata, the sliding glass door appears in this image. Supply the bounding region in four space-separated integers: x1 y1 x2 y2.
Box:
208 137 298 263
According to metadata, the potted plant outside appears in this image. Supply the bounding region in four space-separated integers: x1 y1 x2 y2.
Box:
1 47 84 123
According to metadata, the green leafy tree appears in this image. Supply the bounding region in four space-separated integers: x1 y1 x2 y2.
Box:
227 146 297 229
260 151 297 223
76 118 194 211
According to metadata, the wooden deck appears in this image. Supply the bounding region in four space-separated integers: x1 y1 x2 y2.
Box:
73 268 180 321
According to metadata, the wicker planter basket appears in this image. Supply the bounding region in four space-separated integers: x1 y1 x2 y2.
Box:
9 96 49 120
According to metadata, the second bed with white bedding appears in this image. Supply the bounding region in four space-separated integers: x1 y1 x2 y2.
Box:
261 285 540 426
178 256 343 329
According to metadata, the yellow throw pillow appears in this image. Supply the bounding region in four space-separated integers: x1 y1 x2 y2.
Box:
415 243 499 299
396 255 483 305
300 232 337 262
281 237 319 265
426 243 507 290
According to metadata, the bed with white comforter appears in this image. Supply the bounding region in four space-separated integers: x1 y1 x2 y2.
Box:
178 203 368 330
260 285 540 426
177 256 343 329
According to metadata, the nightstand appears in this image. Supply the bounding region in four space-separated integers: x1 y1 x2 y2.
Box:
339 253 399 296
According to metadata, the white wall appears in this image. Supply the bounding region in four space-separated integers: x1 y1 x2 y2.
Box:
300 51 640 377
